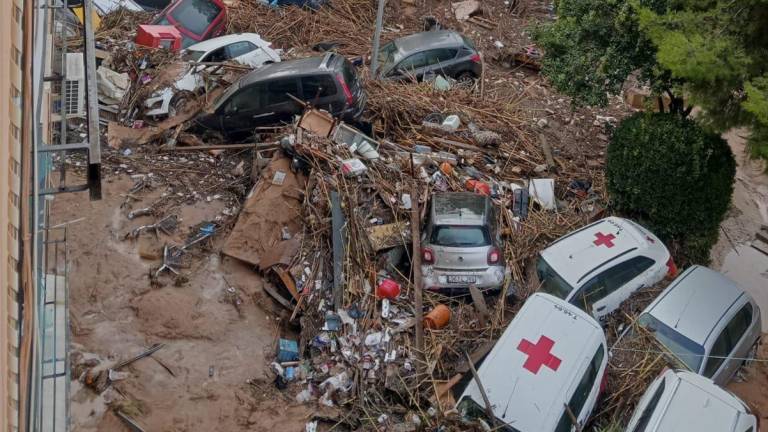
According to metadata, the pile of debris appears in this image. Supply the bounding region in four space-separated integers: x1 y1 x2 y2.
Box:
209 103 603 429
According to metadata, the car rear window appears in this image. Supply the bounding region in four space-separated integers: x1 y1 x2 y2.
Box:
301 75 336 99
430 225 489 247
170 0 221 36
537 257 575 300
636 313 705 372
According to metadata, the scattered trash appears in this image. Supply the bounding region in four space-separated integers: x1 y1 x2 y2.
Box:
277 339 300 362
529 178 556 210
376 279 401 299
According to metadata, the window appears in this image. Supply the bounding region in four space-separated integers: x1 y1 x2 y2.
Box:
11 125 20 140
9 191 20 208
704 329 730 377
457 396 521 432
554 345 605 432
8 223 18 240
11 85 21 108
13 47 21 66
265 79 299 106
703 303 753 377
301 75 336 100
224 83 264 113
397 52 429 71
14 5 22 23
537 257 575 300
226 41 256 59
630 379 666 432
637 313 705 372
573 256 654 312
8 256 19 273
64 80 80 114
10 157 20 175
341 59 360 92
430 225 490 247
168 0 222 36
205 46 229 63
424 48 458 66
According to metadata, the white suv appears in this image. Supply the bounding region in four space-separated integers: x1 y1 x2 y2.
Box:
536 217 675 320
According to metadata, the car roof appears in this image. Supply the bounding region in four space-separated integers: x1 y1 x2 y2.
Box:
431 192 489 226
393 30 465 54
645 266 747 346
185 33 271 52
460 293 606 431
238 53 338 85
649 370 749 431
539 217 665 287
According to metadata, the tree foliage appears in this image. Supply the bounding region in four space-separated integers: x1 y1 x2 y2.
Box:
606 113 735 264
535 0 768 157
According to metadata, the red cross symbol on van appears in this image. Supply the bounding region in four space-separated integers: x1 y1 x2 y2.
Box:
517 335 562 374
593 232 616 248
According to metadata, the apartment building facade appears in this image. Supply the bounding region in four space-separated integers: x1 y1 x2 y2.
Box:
1 0 27 430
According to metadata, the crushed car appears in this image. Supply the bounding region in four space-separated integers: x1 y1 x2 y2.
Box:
152 0 227 48
420 192 508 294
613 265 762 386
144 33 281 117
458 292 608 431
191 52 366 141
377 30 481 83
625 369 758 432
536 216 675 321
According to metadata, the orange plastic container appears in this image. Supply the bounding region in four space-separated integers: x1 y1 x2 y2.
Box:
465 179 491 196
424 304 451 329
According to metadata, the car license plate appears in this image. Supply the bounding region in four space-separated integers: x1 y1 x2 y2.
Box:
447 275 476 284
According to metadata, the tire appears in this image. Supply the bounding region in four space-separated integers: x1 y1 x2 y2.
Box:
169 93 193 118
456 71 477 90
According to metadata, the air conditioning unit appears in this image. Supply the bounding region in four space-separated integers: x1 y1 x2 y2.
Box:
64 53 86 118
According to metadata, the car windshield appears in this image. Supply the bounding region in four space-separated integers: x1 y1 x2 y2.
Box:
536 257 574 299
430 225 489 247
378 41 399 75
183 49 206 62
169 0 221 36
213 81 240 111
457 396 521 432
636 313 705 372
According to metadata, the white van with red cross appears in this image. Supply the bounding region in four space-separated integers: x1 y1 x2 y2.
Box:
536 217 675 321
457 293 608 431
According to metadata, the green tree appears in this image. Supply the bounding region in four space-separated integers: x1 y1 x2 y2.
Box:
606 113 735 264
534 0 768 157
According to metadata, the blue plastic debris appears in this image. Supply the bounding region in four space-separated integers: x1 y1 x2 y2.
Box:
277 338 299 362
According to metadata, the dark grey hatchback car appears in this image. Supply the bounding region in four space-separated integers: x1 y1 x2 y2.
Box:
194 52 366 140
377 30 481 82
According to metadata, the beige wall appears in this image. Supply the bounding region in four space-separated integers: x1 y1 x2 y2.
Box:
1 0 25 430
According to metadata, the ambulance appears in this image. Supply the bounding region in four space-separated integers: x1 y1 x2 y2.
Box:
457 293 608 431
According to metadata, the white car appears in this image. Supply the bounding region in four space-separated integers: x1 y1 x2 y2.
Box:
615 266 762 386
626 369 757 432
536 217 675 321
457 293 608 431
144 33 281 116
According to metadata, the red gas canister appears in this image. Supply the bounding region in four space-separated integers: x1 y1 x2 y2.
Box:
376 279 401 299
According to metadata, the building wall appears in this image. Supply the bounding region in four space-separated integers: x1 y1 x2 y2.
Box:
0 0 25 430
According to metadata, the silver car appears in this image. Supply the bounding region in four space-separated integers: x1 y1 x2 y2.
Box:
421 192 507 293
614 265 762 386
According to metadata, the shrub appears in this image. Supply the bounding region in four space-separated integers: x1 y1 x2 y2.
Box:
606 113 735 264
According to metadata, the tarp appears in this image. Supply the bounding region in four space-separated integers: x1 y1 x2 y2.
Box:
222 157 307 270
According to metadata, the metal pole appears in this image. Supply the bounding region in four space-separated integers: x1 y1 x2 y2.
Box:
370 0 386 78
82 0 102 200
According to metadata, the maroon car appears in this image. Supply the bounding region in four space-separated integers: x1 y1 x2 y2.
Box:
153 0 227 48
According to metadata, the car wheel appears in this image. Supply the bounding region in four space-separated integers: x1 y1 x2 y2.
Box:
169 93 193 118
456 72 476 89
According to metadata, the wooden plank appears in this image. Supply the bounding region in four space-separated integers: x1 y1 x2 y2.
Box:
160 142 280 152
455 339 496 374
430 136 492 154
469 284 490 327
262 282 294 311
272 266 300 301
